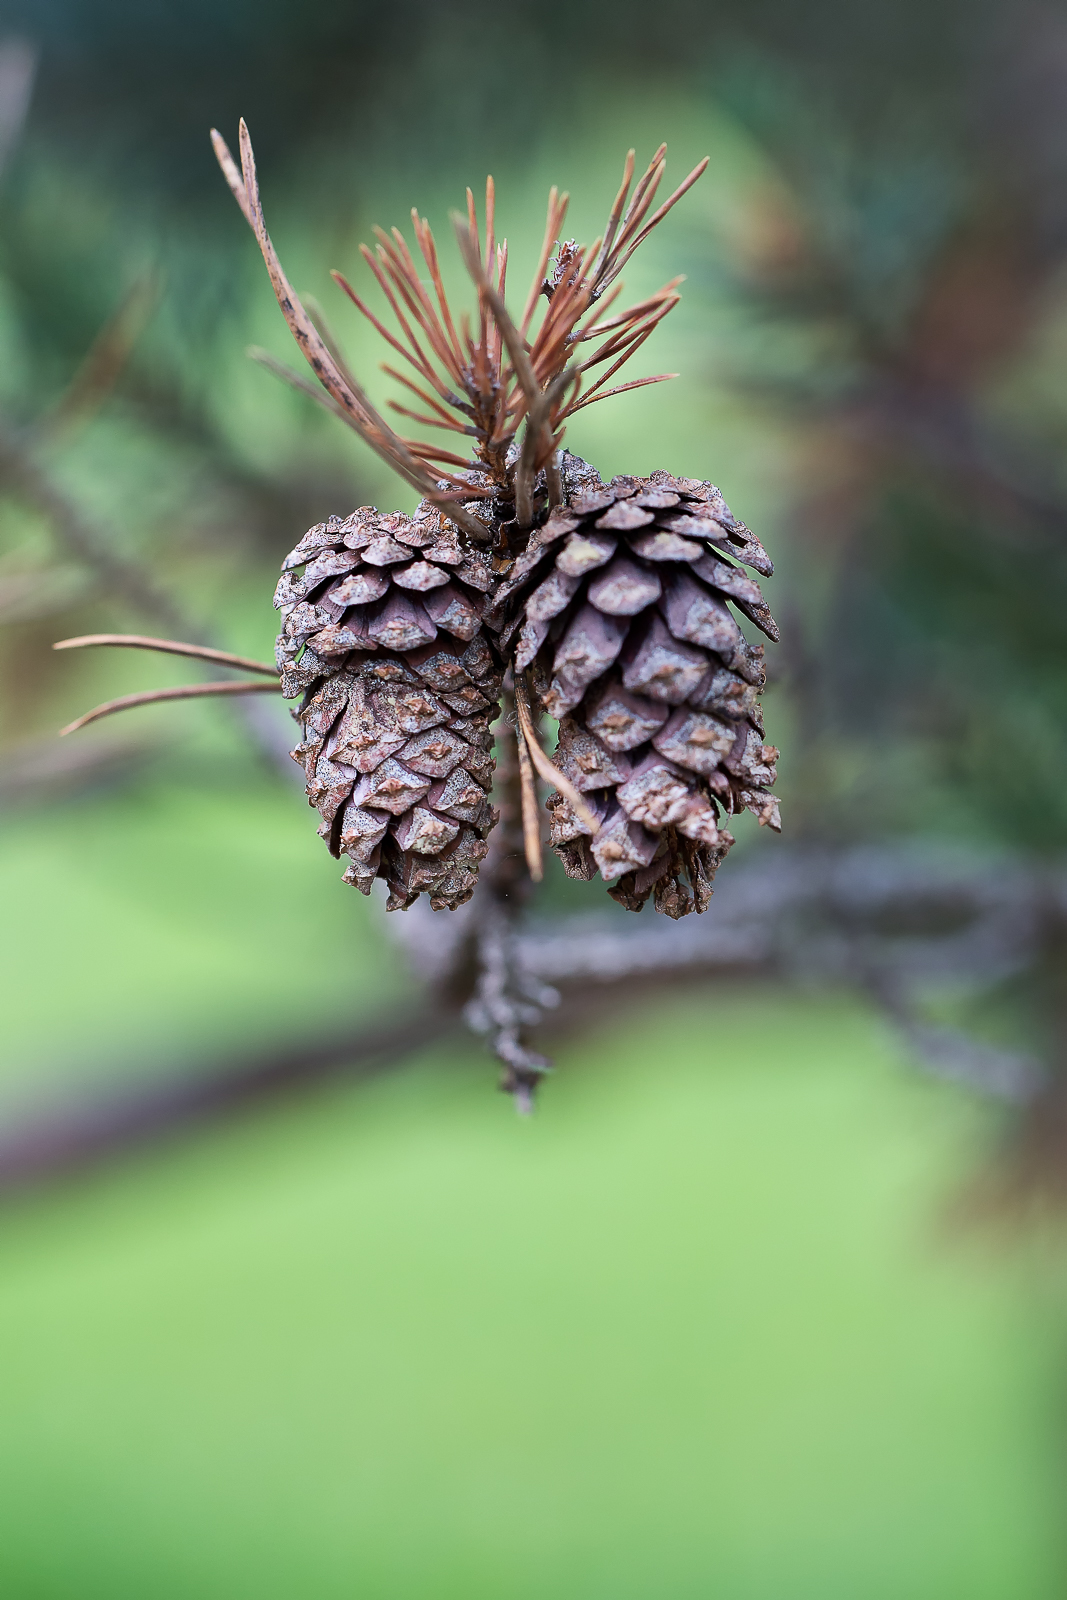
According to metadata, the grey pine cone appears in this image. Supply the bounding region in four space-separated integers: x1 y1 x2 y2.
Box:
274 502 502 910
488 465 780 917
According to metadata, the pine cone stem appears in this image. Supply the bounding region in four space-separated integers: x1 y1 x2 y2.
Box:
458 688 558 1105
466 898 551 1115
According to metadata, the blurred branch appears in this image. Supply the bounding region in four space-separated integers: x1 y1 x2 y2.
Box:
0 731 157 809
0 38 35 178
35 274 160 444
0 420 297 773
2 843 1063 1191
0 1007 450 1195
863 968 1043 1103
0 559 90 623
400 843 1062 1106
0 420 193 636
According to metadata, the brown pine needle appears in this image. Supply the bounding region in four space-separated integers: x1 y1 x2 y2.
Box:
616 146 667 237
60 679 281 736
580 280 683 340
452 216 540 414
514 675 600 834
211 127 253 226
453 213 546 524
484 175 495 274
614 156 710 269
217 127 707 506
381 365 472 428
53 634 280 676
407 440 479 468
595 148 636 276
412 212 466 371
387 401 475 435
514 717 544 882
213 122 488 540
247 347 351 424
565 372 678 415
520 185 569 335
338 262 447 396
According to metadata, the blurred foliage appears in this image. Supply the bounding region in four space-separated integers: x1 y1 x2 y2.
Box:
2 0 1067 850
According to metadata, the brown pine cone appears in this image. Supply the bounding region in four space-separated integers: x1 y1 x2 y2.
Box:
488 463 780 917
274 501 502 910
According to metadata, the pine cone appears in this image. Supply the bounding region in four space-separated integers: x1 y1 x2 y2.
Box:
274 501 503 910
489 463 780 917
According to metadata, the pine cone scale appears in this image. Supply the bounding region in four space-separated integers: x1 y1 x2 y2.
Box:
494 460 780 917
275 503 502 909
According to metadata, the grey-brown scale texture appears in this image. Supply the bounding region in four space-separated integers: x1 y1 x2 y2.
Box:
274 501 502 910
488 468 781 918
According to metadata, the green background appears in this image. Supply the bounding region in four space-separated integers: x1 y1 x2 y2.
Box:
2 0 1067 1590
0 782 1064 1596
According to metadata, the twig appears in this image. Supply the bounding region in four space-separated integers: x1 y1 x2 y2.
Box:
464 898 552 1114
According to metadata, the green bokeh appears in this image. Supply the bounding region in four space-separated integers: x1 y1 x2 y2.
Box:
3 5 1067 1589
0 774 407 1110
0 993 1062 1598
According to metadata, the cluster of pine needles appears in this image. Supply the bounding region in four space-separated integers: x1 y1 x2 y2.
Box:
213 121 707 531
